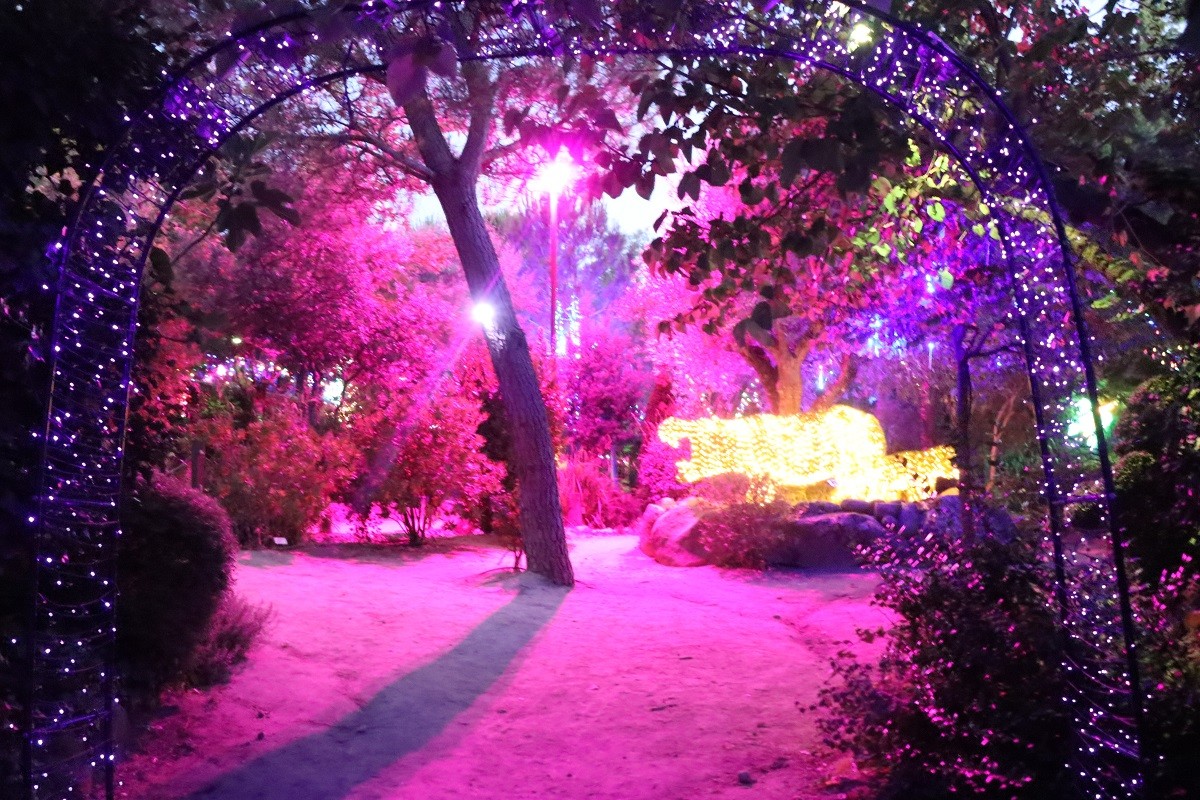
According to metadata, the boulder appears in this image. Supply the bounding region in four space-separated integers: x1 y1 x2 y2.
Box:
796 500 841 517
765 512 885 571
898 503 924 536
840 498 875 515
640 499 712 567
632 502 667 541
873 501 902 522
919 495 1017 542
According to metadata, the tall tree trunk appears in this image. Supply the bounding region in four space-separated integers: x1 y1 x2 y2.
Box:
431 167 574 586
773 345 805 416
984 392 1020 494
952 324 976 540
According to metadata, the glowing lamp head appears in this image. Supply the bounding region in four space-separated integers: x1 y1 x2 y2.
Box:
847 22 874 50
471 301 496 328
530 150 579 199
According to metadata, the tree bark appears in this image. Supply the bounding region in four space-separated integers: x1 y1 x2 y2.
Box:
773 344 805 416
952 324 977 540
810 352 857 412
429 166 574 585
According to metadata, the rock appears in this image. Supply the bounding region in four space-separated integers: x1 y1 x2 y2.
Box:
737 770 755 786
632 503 667 541
796 500 841 517
898 503 924 536
639 499 712 567
873 501 902 521
919 495 1018 542
766 512 885 570
659 497 677 509
840 498 874 515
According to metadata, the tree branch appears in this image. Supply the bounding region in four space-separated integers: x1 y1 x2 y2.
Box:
403 88 458 176
460 59 498 179
811 352 857 412
737 340 780 412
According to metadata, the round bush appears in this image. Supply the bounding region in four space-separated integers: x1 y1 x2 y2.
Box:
118 474 237 694
1113 450 1155 493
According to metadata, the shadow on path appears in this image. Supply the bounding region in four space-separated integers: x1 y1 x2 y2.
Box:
185 581 567 800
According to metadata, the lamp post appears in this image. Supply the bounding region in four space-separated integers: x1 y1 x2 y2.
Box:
531 149 578 363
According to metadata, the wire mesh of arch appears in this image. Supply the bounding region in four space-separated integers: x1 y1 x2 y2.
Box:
26 2 1141 798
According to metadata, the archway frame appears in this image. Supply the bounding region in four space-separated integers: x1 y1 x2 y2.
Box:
24 1 1142 798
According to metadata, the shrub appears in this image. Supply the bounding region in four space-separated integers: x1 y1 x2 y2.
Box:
813 524 1074 798
814 510 1200 799
691 472 751 506
635 437 690 504
182 592 272 687
1112 351 1200 581
194 388 356 547
559 458 643 529
693 500 792 569
1137 564 1200 797
118 474 238 696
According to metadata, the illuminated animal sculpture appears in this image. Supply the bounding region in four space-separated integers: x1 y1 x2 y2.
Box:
657 406 956 503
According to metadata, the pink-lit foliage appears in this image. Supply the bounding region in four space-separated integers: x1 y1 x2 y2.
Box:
147 155 563 545
561 320 653 458
190 382 358 547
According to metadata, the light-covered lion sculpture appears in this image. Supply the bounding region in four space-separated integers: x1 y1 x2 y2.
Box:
657 406 956 503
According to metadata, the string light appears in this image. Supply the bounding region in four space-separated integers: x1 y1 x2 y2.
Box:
24 1 1141 798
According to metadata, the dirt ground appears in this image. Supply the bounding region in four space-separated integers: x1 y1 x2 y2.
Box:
116 532 887 800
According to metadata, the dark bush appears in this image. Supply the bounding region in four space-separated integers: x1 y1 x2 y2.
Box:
1137 564 1200 798
815 507 1200 799
182 592 271 687
814 524 1074 798
1112 349 1200 582
118 474 238 696
693 500 792 568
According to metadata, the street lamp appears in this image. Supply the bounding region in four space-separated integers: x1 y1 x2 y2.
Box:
530 149 579 361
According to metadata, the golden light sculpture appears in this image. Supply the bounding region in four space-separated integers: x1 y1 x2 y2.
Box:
657 406 957 503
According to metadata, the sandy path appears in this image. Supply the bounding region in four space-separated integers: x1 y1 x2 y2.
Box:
117 534 885 800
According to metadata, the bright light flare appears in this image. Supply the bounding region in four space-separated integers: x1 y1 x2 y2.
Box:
471 301 496 327
847 22 874 50
530 149 580 199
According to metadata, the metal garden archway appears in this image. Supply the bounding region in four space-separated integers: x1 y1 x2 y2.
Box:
27 1 1141 798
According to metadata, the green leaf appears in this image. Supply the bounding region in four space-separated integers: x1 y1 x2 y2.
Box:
938 268 954 289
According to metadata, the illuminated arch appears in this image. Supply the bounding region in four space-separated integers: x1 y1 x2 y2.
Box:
26 2 1141 797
